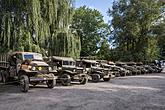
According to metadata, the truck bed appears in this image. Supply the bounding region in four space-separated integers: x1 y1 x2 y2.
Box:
0 54 9 69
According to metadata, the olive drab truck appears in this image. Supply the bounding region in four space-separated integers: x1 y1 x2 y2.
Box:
0 52 56 92
79 59 112 83
47 56 88 86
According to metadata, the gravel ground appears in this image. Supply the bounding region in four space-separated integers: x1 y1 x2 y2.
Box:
0 73 165 110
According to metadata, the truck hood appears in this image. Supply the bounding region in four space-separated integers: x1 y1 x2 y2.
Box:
91 66 104 70
30 61 49 66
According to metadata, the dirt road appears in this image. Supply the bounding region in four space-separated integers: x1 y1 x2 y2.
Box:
0 73 165 110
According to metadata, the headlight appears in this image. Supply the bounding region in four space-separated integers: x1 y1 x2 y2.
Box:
31 66 36 71
73 69 76 72
28 65 32 69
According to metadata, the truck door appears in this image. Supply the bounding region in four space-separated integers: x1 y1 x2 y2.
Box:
9 54 17 77
15 53 23 74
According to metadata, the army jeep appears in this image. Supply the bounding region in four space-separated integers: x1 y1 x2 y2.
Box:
0 52 56 92
80 59 111 83
49 56 88 86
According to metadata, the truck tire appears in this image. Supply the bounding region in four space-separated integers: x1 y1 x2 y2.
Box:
46 79 56 88
20 75 29 92
60 74 71 86
79 76 88 85
91 74 100 83
116 72 121 77
0 70 2 82
1 70 7 83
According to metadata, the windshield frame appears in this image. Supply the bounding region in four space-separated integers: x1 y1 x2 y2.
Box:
22 53 43 61
62 60 76 66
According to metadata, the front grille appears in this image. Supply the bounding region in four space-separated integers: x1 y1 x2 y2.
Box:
36 66 49 74
76 69 83 73
104 70 109 75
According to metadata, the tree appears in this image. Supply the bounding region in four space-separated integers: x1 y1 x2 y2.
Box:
108 0 162 62
152 19 165 59
97 39 111 60
0 0 80 58
72 6 110 57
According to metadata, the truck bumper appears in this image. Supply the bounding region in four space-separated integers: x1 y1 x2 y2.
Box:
30 76 57 82
103 74 111 78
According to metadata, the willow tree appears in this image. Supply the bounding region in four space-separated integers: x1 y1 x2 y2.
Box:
0 0 80 58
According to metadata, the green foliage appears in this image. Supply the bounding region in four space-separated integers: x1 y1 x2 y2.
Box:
151 8 165 59
72 6 110 57
0 0 80 58
97 39 111 60
108 0 162 62
146 38 160 62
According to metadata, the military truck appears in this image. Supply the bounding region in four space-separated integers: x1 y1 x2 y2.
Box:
99 62 120 77
149 64 162 73
0 52 56 92
126 62 143 75
79 59 111 82
136 62 149 74
115 62 141 75
143 65 155 73
108 62 130 76
48 56 88 86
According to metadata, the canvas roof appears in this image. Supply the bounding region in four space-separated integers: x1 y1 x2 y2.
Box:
52 56 75 62
82 59 98 64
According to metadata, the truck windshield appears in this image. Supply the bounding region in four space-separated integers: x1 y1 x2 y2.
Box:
63 61 75 66
23 53 43 60
91 63 97 67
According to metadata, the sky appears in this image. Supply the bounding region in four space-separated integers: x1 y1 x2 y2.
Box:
75 0 114 23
